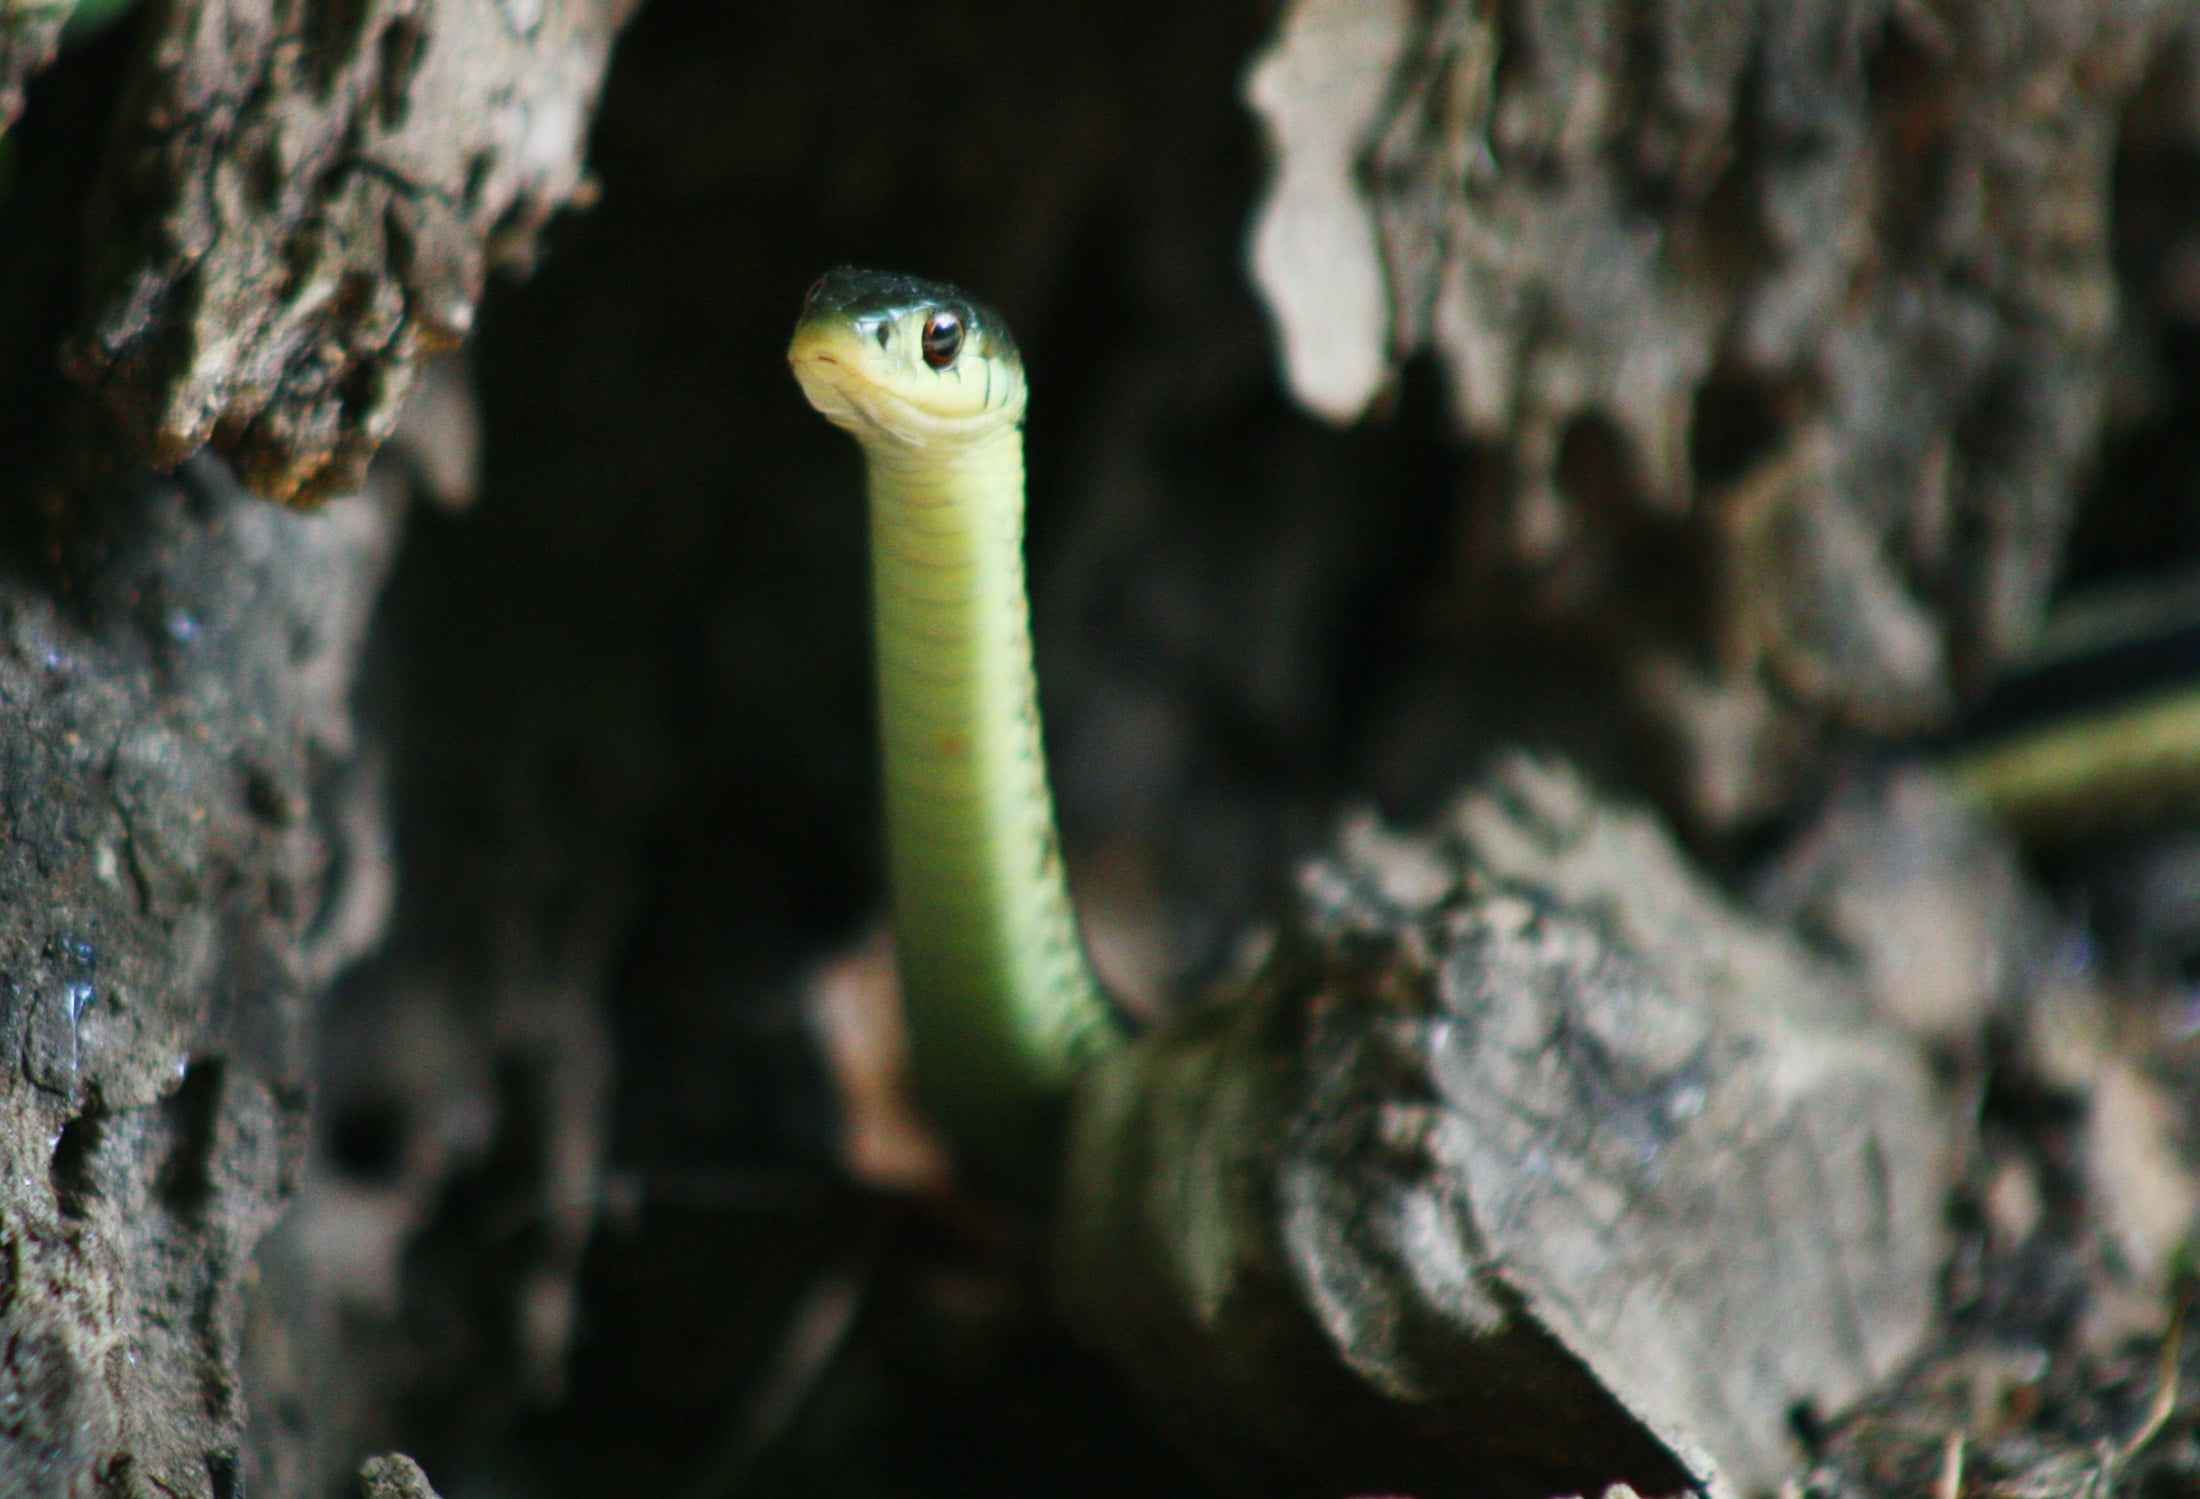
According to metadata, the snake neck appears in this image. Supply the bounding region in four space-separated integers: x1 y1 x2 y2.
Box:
863 426 1113 1164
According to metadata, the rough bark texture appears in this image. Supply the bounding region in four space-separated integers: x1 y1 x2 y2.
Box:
1056 756 1953 1499
0 4 69 132
61 0 633 501
357 1452 443 1499
0 0 629 1489
2 0 2200 1495
0 465 401 1497
1248 0 2191 826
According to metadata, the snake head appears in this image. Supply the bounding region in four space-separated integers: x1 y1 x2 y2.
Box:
789 267 1027 448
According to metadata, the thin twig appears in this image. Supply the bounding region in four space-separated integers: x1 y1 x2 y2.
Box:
2115 1287 2189 1466
1934 1430 1966 1499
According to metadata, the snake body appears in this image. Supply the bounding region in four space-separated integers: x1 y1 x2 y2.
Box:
789 268 1114 1170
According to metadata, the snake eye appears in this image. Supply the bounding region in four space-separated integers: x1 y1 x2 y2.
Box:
921 310 964 369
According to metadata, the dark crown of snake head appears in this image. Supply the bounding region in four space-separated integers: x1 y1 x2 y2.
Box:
799 267 1019 364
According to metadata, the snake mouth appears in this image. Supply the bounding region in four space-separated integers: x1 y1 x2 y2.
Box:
789 333 891 431
791 336 1020 449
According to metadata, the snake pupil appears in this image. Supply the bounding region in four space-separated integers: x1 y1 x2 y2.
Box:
921 311 964 369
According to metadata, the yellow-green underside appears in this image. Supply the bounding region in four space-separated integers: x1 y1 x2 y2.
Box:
864 430 1111 1160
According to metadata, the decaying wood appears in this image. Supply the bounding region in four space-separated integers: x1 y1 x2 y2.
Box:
1056 755 1953 1499
360 1451 445 1499
0 462 402 1495
60 0 633 502
5 0 2198 1492
0 0 642 1485
1247 0 2192 825
0 3 71 133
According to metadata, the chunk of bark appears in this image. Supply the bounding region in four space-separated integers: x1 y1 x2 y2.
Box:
1245 0 2184 824
359 1451 444 1499
0 5 71 133
1753 768 2037 1042
0 459 403 1496
1056 755 1951 1499
62 0 633 502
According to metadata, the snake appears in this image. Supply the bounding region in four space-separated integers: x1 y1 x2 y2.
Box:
788 268 1117 1179
786 264 2200 1188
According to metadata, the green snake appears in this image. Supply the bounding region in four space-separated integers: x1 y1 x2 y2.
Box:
789 268 1116 1177
787 264 2200 1184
